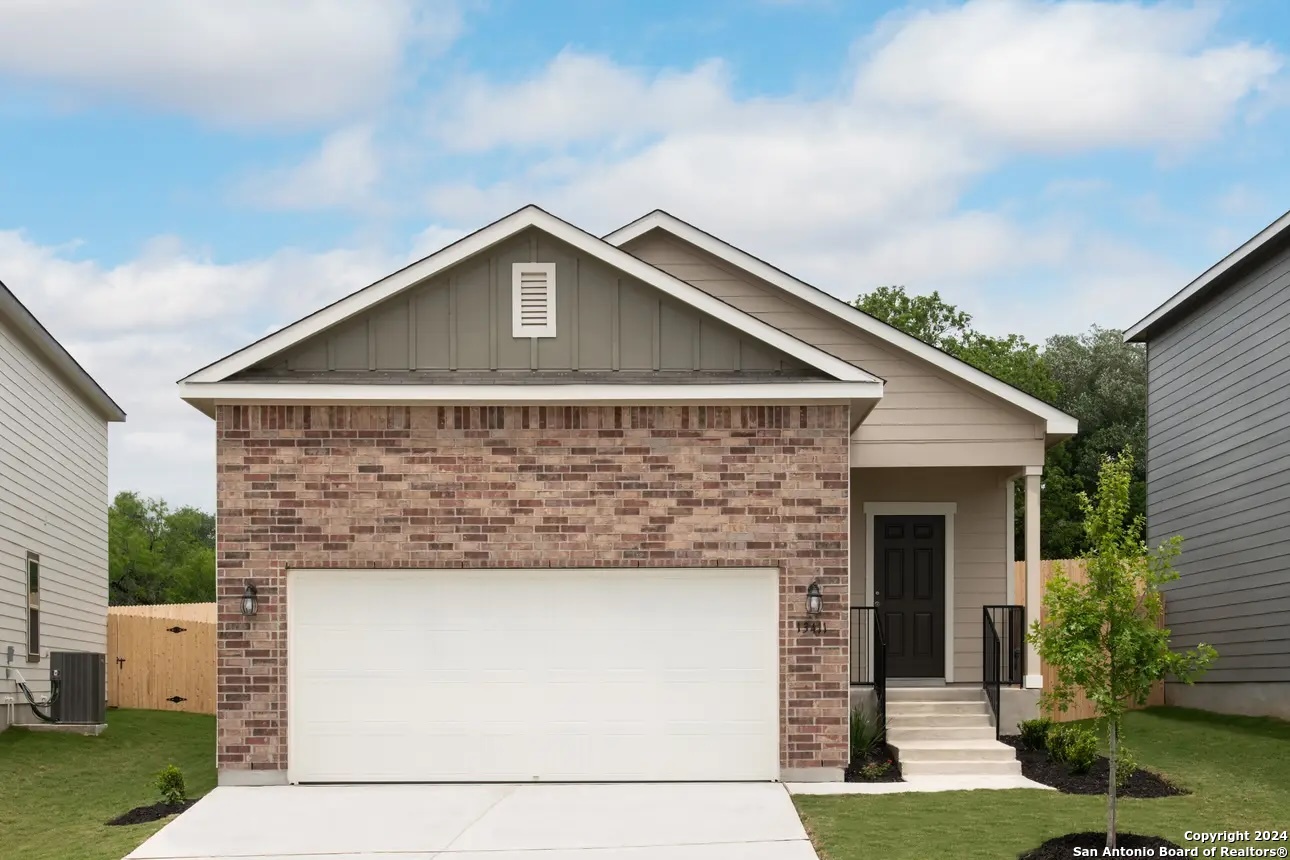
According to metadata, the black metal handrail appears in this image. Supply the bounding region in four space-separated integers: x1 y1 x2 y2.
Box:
850 605 887 737
982 604 1025 738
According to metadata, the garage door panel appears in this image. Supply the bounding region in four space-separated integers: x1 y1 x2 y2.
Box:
294 724 776 783
288 568 779 783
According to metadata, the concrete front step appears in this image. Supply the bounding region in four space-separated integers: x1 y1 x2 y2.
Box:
886 701 991 716
887 725 997 742
901 758 1023 776
891 740 1018 763
886 687 986 702
880 687 1016 777
887 712 994 728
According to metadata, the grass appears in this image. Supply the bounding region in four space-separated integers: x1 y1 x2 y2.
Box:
796 707 1290 860
0 709 215 860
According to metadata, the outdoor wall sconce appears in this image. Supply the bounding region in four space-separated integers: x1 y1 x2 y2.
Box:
240 582 259 617
806 580 823 616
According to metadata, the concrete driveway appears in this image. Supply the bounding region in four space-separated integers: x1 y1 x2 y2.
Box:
125 783 819 860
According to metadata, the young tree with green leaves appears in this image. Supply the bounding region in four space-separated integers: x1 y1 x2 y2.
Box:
1030 452 1216 850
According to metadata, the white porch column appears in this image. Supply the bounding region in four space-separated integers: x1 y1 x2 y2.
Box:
1023 466 1043 689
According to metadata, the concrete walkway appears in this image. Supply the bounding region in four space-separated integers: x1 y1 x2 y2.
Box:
788 774 1053 795
126 783 820 860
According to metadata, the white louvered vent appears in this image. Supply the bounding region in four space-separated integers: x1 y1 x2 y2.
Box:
512 262 557 338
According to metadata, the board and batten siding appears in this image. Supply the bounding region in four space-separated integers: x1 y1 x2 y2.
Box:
0 313 110 698
1145 235 1290 685
246 228 807 377
622 232 1047 466
850 467 1013 682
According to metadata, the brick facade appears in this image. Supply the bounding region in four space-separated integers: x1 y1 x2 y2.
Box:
216 403 850 777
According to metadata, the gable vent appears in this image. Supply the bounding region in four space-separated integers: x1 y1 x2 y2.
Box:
512 262 557 338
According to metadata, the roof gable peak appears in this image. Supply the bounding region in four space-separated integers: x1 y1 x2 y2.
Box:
180 206 878 387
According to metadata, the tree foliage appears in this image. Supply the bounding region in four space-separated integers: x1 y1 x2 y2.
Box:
1030 453 1215 848
853 286 1057 402
1041 327 1148 558
853 287 1147 558
108 491 216 605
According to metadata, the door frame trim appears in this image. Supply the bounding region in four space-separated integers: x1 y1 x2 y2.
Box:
863 502 957 683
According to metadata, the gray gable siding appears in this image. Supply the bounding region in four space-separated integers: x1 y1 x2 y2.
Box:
243 229 809 378
1146 235 1290 683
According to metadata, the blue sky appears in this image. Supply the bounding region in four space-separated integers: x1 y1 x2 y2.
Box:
1 0 1287 509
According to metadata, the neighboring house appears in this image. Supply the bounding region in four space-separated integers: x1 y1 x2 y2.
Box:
179 206 1077 785
0 280 125 731
1127 209 1290 721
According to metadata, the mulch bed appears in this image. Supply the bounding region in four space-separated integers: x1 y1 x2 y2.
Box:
106 800 196 826
845 741 904 782
1001 736 1186 797
1019 832 1183 859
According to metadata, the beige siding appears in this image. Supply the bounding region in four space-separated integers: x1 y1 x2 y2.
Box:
625 232 1046 465
249 228 807 377
0 314 110 699
850 467 1012 683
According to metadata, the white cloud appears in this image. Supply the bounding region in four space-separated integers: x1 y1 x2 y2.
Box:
427 107 989 248
428 51 734 152
236 126 383 210
856 0 1282 152
0 230 397 334
981 235 1191 341
0 0 461 126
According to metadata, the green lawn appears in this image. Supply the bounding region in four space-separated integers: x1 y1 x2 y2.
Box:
0 709 215 860
797 707 1290 860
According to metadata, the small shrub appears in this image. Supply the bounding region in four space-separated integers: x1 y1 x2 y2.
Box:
1048 725 1097 775
157 764 187 806
1046 725 1069 763
858 759 892 780
1019 717 1054 750
849 706 884 759
1114 744 1138 790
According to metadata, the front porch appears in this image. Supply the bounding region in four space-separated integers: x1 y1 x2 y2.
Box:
845 465 1046 742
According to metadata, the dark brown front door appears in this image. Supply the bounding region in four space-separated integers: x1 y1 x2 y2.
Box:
875 515 946 678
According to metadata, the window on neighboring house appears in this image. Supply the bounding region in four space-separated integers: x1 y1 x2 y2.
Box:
26 552 39 660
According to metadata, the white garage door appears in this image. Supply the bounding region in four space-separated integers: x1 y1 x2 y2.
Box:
287 568 779 783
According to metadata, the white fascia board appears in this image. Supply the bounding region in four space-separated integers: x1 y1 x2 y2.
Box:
178 379 884 417
1124 208 1290 342
182 206 876 386
606 211 1079 437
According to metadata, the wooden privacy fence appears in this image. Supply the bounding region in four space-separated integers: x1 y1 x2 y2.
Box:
1014 560 1165 722
107 604 216 715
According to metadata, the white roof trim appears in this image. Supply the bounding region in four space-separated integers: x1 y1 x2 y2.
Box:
178 379 883 418
605 211 1079 437
1125 208 1290 342
182 206 877 386
0 280 125 422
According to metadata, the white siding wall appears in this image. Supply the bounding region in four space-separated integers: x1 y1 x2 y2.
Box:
0 314 109 700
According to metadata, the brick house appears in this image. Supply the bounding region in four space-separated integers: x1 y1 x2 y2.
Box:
180 206 1076 786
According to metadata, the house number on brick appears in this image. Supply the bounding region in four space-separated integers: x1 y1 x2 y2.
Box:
796 619 829 635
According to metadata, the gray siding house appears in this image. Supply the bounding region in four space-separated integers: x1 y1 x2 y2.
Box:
1127 209 1290 720
0 280 124 731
